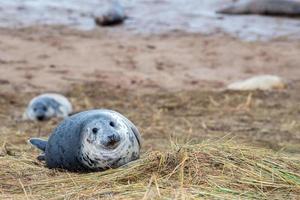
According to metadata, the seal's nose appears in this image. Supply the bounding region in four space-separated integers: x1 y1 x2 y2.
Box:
37 115 45 121
107 134 120 146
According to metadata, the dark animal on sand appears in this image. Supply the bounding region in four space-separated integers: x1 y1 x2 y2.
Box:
217 0 300 17
29 109 141 172
95 1 127 26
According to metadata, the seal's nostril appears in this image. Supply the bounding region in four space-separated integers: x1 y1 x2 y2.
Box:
109 134 120 142
108 134 115 140
116 135 120 142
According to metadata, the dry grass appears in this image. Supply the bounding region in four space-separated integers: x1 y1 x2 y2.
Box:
0 140 299 199
0 81 300 199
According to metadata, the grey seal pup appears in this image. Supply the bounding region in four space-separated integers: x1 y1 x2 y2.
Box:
29 109 141 172
217 0 300 16
95 0 127 26
24 93 72 121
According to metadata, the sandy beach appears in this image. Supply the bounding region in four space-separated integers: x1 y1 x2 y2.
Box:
1 26 300 94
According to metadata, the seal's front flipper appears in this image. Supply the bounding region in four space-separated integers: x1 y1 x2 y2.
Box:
68 111 81 117
28 138 47 152
37 153 46 161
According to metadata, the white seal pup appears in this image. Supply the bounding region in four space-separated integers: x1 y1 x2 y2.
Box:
28 109 141 171
227 75 286 91
24 93 72 121
95 0 127 26
217 0 300 16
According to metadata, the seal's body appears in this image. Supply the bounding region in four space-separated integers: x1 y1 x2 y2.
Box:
217 0 300 16
29 109 141 171
25 93 72 121
227 75 286 91
95 0 127 26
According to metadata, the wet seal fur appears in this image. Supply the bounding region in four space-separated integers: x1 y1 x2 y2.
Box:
217 0 300 17
95 0 127 26
24 93 72 121
29 109 141 172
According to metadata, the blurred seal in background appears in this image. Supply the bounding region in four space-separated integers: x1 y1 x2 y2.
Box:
24 93 72 121
217 0 300 17
95 0 127 26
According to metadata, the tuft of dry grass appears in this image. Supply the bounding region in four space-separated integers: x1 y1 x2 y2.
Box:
0 140 299 199
0 81 300 199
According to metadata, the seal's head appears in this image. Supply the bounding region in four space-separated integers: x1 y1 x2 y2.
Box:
27 99 56 121
83 117 122 150
25 93 72 121
79 111 140 170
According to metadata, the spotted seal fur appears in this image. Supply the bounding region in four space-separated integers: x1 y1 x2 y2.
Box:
29 109 141 171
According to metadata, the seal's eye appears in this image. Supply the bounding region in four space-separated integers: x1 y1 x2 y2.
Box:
33 108 37 112
92 128 98 134
109 121 115 127
42 106 47 111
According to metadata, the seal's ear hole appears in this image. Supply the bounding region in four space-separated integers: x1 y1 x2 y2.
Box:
109 121 115 127
92 128 98 134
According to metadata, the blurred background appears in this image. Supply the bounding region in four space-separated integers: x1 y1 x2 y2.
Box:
0 0 300 93
1 0 300 38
